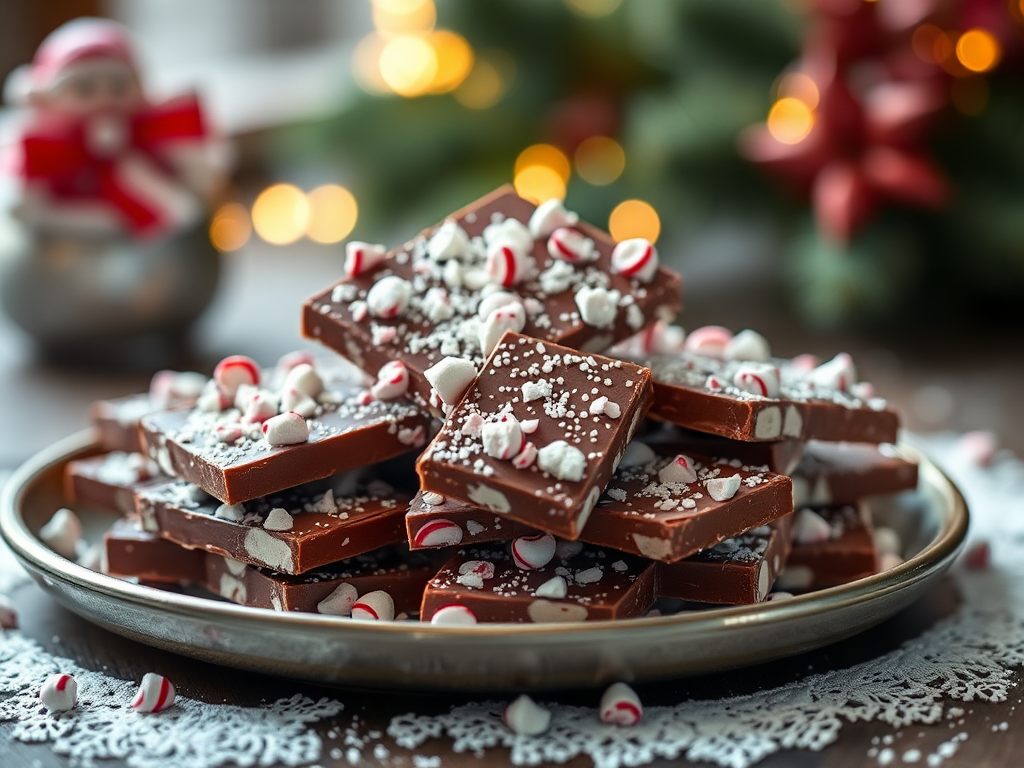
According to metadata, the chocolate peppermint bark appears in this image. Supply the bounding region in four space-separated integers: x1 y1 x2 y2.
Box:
792 441 918 506
406 490 536 550
65 452 165 516
91 370 207 453
419 543 657 623
139 355 431 504
777 505 879 590
417 332 653 540
104 518 207 584
643 424 805 475
134 477 409 575
302 186 682 419
622 325 899 443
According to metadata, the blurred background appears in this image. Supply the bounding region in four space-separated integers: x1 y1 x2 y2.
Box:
0 0 1021 467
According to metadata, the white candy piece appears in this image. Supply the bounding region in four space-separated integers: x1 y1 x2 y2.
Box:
428 219 472 262
479 303 526 357
282 363 323 399
241 390 279 424
422 491 445 506
793 508 832 545
588 396 621 419
547 227 595 263
215 503 245 522
484 217 533 253
430 604 478 626
149 370 206 410
40 673 77 712
575 286 619 329
371 360 410 400
317 582 359 616
504 695 551 736
214 355 261 400
351 590 395 621
610 238 658 282
704 375 725 392
658 455 697 485
642 321 685 355
457 559 496 589
366 275 412 318
765 591 794 602
40 508 82 559
512 533 557 570
619 440 656 469
486 241 531 288
460 412 485 437
132 673 176 714
732 363 781 398
262 411 310 446
555 539 584 559
0 595 17 629
724 329 772 362
263 507 294 531
706 474 741 502
537 440 587 482
684 326 733 358
807 352 857 392
424 357 477 406
482 415 524 460
344 242 387 277
477 290 519 320
280 387 317 418
277 350 315 374
529 198 578 238
600 682 643 726
512 441 538 469
413 519 464 548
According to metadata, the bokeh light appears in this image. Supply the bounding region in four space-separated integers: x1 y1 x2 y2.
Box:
564 0 623 18
767 97 814 145
776 72 819 109
514 166 566 204
515 144 571 183
209 203 251 252
252 184 309 246
956 29 1001 73
912 24 954 65
352 34 391 95
372 0 436 37
306 185 359 244
379 35 438 97
575 136 625 185
427 30 474 93
608 199 661 243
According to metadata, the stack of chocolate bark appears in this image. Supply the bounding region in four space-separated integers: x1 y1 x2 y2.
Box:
67 186 919 624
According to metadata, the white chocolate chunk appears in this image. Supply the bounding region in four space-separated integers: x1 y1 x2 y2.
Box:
537 440 587 482
706 474 741 501
317 583 359 616
263 507 294 531
424 357 477 406
724 329 772 362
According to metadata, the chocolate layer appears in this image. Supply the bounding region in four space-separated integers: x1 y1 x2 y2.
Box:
406 491 536 550
104 518 207 583
643 424 805 474
91 394 154 453
65 452 165 516
779 505 879 590
792 442 918 505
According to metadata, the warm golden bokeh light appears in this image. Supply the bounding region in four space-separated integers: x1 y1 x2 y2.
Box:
575 136 626 186
372 0 436 37
251 184 309 246
209 203 251 252
956 29 1001 73
777 72 819 109
515 144 571 183
379 35 438 97
453 58 505 109
514 166 567 204
912 24 953 65
609 199 661 243
306 185 359 244
767 97 815 145
427 30 474 93
352 34 391 95
564 0 623 18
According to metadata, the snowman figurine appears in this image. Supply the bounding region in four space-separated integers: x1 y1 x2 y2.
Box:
0 18 225 366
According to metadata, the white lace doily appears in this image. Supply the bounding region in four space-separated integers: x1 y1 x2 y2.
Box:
2 433 1022 768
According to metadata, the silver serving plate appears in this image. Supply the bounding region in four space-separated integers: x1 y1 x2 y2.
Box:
0 430 968 691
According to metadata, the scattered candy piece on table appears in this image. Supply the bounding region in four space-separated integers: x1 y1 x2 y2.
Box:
39 508 82 559
132 673 175 713
40 673 77 712
600 682 643 726
504 695 551 736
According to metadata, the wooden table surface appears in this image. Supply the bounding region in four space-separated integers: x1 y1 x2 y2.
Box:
2 235 1023 767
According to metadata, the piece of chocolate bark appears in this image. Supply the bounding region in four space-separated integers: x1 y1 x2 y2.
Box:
65 452 166 516
104 518 207 584
91 370 207 452
139 355 432 504
620 325 899 443
406 490 536 550
656 514 794 605
302 186 682 419
792 441 918 505
416 332 653 540
642 424 805 474
134 477 409 575
777 505 879 590
419 543 657 623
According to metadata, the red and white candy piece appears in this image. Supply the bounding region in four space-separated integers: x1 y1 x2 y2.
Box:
529 198 578 238
482 414 525 460
724 329 771 362
732 363 781 398
484 217 533 253
479 302 527 356
413 519 464 548
706 474 741 502
282 363 323 399
280 387 317 418
0 595 17 629
366 275 412 318
39 508 82 560
214 355 261 400
344 241 387 277
430 604 478 626
705 375 725 392
512 441 538 470
428 219 472 262
600 682 643 726
351 590 395 621
276 350 315 374
371 360 409 401
149 370 206 410
262 411 310 446
547 227 595 263
132 673 175 714
504 695 551 736
457 559 495 588
640 321 685 355
610 238 658 283
214 422 244 444
317 582 359 616
40 673 77 712
789 353 819 373
575 286 618 329
658 455 697 485
424 357 477 407
486 240 531 288
793 508 832 545
477 290 519 320
512 533 557 570
807 353 856 392
959 430 998 467
684 326 733 358
241 390 279 424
